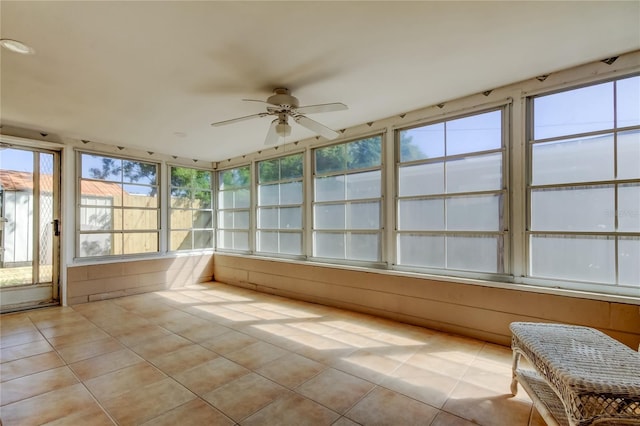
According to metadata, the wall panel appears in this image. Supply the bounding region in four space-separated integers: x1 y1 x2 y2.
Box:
214 253 640 349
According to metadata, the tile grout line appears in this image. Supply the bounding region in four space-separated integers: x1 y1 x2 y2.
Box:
43 306 119 425
73 298 263 425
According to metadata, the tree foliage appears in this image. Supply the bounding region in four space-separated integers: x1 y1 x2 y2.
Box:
258 153 303 183
219 165 250 189
171 167 213 208
315 136 382 174
399 132 425 162
89 157 157 185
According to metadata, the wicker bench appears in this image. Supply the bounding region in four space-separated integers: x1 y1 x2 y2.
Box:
509 322 640 426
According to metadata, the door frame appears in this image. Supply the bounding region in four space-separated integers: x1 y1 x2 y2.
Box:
0 135 62 312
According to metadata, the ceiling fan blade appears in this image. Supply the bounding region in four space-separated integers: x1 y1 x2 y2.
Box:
264 119 280 145
242 99 270 104
294 115 339 140
211 112 269 127
294 103 348 115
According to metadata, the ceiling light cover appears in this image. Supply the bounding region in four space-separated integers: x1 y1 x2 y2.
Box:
0 39 35 55
276 123 292 137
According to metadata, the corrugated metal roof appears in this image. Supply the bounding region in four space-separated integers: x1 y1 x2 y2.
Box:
0 170 122 196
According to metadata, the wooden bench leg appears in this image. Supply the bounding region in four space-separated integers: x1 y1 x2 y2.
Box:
510 350 520 395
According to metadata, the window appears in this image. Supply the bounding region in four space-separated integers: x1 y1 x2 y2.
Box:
528 76 640 291
396 109 506 274
78 153 159 257
169 166 214 251
256 153 304 256
217 165 250 251
313 136 383 262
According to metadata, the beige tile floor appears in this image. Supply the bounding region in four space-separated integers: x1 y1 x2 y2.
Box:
0 282 545 426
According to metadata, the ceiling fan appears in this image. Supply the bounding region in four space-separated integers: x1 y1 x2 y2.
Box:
211 88 348 145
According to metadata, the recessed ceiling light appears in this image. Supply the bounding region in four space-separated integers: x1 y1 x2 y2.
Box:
0 39 35 55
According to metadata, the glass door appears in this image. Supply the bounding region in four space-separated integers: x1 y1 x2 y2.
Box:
0 145 60 312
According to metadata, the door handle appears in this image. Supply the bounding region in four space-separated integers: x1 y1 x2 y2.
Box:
53 219 60 236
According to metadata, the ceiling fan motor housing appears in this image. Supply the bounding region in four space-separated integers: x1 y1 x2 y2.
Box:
267 88 299 108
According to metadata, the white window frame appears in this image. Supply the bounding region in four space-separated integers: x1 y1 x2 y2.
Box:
526 75 640 296
216 164 251 252
394 107 510 278
168 165 215 252
255 152 305 258
76 151 161 259
311 135 385 266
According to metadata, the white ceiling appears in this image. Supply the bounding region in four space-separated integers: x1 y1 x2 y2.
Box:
1 1 639 162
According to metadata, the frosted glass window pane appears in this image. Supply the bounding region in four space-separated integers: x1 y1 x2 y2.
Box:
315 204 345 229
446 153 502 193
348 234 380 261
280 207 302 229
80 206 113 230
531 186 614 232
280 232 302 255
617 76 640 128
218 211 249 229
79 233 113 257
259 208 278 229
218 211 231 228
398 199 444 231
534 82 614 140
532 134 614 185
217 231 247 250
218 189 250 208
218 230 232 248
170 230 191 251
447 195 501 231
259 184 279 206
315 176 345 202
619 237 640 287
618 131 640 180
280 181 303 204
218 191 234 209
258 231 278 253
399 123 445 162
346 171 381 200
446 110 502 156
193 231 213 249
193 211 212 228
397 234 445 268
530 235 615 283
618 184 640 232
398 163 444 196
233 211 249 229
315 232 345 258
233 232 249 250
447 236 499 273
234 189 250 208
347 202 380 230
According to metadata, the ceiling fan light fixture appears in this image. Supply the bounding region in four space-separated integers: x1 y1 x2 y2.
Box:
275 122 291 137
0 39 35 55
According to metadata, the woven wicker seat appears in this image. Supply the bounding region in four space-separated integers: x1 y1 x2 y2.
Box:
510 322 640 426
